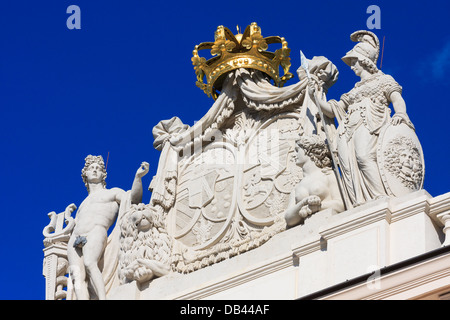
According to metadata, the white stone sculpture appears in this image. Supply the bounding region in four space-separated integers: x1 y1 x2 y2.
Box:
118 203 171 284
285 134 344 228
159 62 340 273
43 24 441 301
313 30 423 207
66 155 149 300
437 213 450 247
43 203 76 300
139 25 343 274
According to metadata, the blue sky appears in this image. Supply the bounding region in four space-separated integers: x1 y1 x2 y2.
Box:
0 1 449 300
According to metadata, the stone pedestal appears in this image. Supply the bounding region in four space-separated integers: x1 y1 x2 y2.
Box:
43 244 70 300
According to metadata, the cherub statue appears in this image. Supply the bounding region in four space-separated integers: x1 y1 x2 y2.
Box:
67 155 149 300
285 135 344 228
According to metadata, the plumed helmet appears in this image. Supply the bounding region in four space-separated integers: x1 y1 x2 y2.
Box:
342 30 380 69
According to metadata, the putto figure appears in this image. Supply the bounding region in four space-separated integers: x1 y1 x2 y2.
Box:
285 134 344 227
314 30 415 206
67 155 149 300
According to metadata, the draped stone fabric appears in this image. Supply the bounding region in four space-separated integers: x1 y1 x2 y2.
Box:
168 73 238 149
236 56 338 113
101 191 131 297
161 56 338 152
152 116 190 151
150 117 190 209
236 57 339 144
236 68 308 111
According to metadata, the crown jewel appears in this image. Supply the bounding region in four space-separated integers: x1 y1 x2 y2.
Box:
192 22 293 100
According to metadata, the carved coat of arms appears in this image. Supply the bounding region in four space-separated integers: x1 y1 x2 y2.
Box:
173 112 302 252
147 57 338 272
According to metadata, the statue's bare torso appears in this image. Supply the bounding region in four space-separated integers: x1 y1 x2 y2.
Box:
72 188 124 236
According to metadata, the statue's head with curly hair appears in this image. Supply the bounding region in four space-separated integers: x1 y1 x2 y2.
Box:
81 155 107 193
295 134 332 169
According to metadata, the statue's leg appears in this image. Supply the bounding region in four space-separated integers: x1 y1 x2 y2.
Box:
82 226 108 300
67 237 89 300
353 127 385 200
336 135 356 204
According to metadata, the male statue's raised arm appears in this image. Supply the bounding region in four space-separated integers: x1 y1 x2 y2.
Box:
123 162 150 205
68 156 149 300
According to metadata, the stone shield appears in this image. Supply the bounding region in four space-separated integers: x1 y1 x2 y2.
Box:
172 113 302 250
377 123 425 197
173 143 237 250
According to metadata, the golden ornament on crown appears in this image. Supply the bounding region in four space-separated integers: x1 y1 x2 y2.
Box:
192 22 293 100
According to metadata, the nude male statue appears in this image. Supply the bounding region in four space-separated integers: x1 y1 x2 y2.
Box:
67 155 149 300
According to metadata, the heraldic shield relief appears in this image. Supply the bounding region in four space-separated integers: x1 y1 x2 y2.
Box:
172 113 302 254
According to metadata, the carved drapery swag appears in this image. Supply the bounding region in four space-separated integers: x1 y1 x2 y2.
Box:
150 117 190 211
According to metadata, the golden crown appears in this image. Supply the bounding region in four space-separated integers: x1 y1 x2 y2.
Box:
192 22 293 100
